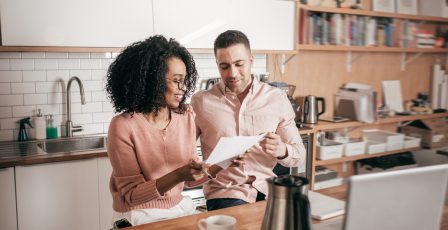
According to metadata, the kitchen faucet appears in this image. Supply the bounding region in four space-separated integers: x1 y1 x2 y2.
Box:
66 76 86 137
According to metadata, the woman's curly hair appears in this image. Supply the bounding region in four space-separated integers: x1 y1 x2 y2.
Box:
106 35 198 115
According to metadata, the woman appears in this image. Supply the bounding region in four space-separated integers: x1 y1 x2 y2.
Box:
106 35 217 227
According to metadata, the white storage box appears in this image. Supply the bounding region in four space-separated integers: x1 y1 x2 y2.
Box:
403 136 421 148
344 139 366 156
366 141 387 154
317 140 344 160
362 129 404 151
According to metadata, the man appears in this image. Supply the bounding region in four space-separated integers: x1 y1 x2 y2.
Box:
191 30 306 211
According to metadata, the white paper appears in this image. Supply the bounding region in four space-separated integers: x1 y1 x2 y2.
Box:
205 133 266 168
382 80 404 113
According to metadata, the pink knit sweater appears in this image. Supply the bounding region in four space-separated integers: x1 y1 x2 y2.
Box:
107 108 198 212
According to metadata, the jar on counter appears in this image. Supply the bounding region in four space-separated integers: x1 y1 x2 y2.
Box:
46 115 58 139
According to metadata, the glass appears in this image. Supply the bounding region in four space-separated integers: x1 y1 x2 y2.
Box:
169 79 186 90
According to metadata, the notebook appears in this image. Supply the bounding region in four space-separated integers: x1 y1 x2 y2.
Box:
314 164 448 230
309 191 345 220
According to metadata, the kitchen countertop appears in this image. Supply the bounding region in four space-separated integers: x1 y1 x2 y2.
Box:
127 185 448 230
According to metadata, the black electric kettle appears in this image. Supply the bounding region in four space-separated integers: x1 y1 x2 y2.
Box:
261 175 312 230
300 95 326 124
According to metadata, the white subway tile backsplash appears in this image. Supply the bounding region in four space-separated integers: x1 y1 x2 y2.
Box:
82 102 102 113
69 92 92 103
22 52 45 59
0 83 11 94
68 103 82 114
92 91 108 102
24 93 48 105
91 52 112 59
93 112 114 123
102 101 114 112
69 70 91 80
36 82 64 93
37 104 60 115
47 93 64 104
91 70 107 80
45 52 68 59
0 60 10 70
81 123 104 135
0 107 12 118
35 59 58 70
71 113 93 124
0 51 266 140
58 59 81 70
0 95 23 106
83 80 104 91
81 59 102 69
1 118 17 129
23 71 47 82
101 59 113 69
12 105 36 117
10 59 34 70
0 130 14 141
0 71 22 82
12 82 35 94
46 70 69 82
69 53 90 59
0 52 21 59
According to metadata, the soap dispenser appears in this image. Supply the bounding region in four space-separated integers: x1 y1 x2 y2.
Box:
46 115 58 139
18 117 33 142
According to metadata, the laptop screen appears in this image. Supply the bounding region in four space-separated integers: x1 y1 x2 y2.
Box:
344 164 448 230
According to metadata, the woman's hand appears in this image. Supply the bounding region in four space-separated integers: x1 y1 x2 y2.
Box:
175 160 205 181
229 154 246 167
259 132 287 159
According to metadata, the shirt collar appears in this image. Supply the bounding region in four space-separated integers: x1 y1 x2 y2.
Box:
217 75 261 97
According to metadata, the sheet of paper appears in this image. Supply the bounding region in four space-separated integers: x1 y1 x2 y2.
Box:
205 133 266 167
382 80 404 113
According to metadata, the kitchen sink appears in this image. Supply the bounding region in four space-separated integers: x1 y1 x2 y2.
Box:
37 136 107 154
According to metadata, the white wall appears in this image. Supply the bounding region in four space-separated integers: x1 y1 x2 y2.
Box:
0 52 267 141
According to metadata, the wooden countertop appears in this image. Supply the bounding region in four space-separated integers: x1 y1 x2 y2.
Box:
0 150 107 168
128 185 448 230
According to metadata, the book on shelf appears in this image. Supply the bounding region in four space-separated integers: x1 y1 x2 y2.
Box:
299 11 439 49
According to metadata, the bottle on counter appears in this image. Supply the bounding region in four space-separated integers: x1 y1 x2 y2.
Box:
46 115 58 139
33 109 46 140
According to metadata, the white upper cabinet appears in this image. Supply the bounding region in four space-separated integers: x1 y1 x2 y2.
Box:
153 0 295 50
0 0 154 47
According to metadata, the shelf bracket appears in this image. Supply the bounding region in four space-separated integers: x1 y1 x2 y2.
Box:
346 51 365 72
401 52 423 71
282 54 297 65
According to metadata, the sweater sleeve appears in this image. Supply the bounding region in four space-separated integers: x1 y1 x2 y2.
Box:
107 115 164 207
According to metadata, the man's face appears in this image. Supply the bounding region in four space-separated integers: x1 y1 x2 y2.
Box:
215 43 253 94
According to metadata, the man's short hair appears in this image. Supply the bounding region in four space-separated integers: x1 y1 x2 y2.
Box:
214 30 251 55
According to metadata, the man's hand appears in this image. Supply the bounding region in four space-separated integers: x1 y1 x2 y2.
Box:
229 154 246 167
259 132 288 159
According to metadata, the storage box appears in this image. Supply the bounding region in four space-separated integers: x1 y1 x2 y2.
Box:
400 118 448 148
362 129 404 151
403 136 421 149
366 141 387 154
355 152 418 174
315 166 338 182
317 139 344 160
343 139 366 156
418 0 448 17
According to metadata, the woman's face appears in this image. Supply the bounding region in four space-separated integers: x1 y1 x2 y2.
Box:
164 57 187 108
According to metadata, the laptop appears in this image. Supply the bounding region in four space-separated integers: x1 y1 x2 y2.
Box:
315 164 448 230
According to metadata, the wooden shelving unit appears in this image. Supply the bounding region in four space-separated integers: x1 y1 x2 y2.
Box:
299 4 448 23
297 4 448 54
308 112 448 190
316 147 421 166
307 112 448 131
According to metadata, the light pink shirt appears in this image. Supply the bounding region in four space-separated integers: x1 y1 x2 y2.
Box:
191 78 306 203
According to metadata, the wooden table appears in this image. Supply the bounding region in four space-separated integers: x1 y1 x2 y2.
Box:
128 185 448 230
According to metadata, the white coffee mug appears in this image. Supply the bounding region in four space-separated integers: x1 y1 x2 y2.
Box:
197 214 236 230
